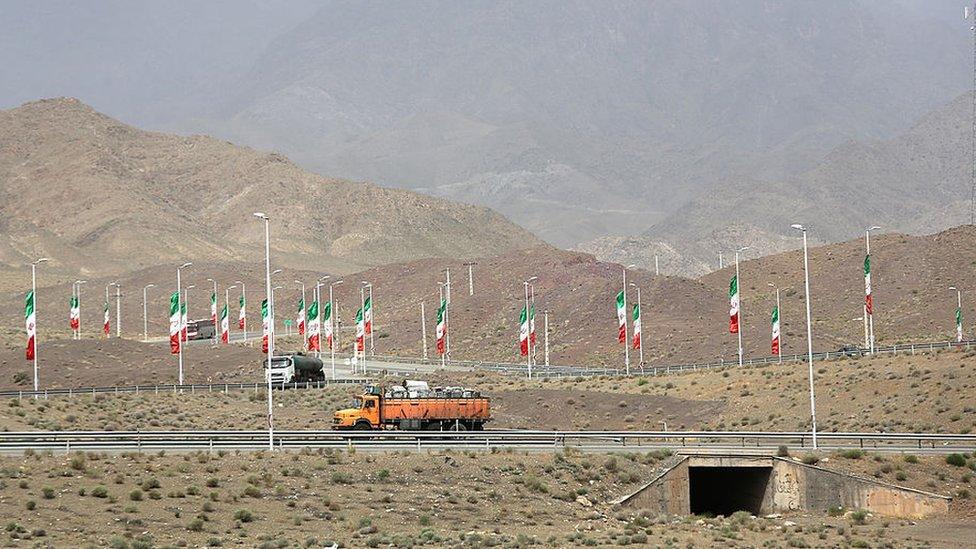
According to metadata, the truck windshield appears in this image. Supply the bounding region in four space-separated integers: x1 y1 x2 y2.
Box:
352 397 363 409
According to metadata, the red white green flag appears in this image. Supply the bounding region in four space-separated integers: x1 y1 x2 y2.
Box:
180 301 187 342
323 301 333 349
261 299 269 353
220 303 229 344
307 301 320 351
355 307 365 352
436 299 446 355
729 275 740 334
863 255 872 315
519 305 529 356
615 290 626 343
169 292 180 354
238 294 246 330
956 307 963 343
364 296 372 335
296 297 306 337
69 295 79 331
529 304 536 346
632 303 641 350
210 292 217 327
771 305 780 355
25 290 35 360
103 301 110 336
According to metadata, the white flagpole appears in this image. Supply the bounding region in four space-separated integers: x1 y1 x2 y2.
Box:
421 301 428 360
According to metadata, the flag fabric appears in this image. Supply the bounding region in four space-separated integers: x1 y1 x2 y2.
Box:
435 299 446 355
296 297 306 337
69 295 79 331
323 301 333 349
25 291 35 360
261 299 269 353
210 292 217 328
863 255 873 315
519 305 529 356
220 303 229 344
632 303 641 350
364 296 372 335
355 307 365 352
956 307 963 343
729 275 740 334
238 294 246 330
180 302 188 342
771 305 780 355
103 301 110 336
615 290 626 343
529 304 536 346
307 301 320 351
169 292 180 354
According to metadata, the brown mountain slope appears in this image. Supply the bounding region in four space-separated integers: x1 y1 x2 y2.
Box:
0 97 540 282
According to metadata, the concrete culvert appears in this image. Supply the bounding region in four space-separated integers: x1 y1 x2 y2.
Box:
688 466 772 516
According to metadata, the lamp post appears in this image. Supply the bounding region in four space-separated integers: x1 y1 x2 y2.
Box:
442 268 451 361
176 262 192 385
74 279 86 339
523 275 537 378
29 257 49 392
463 262 476 295
790 224 817 449
420 300 428 360
718 252 723 270
115 282 121 337
329 280 343 379
142 284 155 342
864 226 880 354
295 279 306 346
949 286 963 343
734 247 750 367
654 254 659 276
223 285 237 343
254 212 274 451
768 282 782 364
235 280 247 342
543 309 550 368
314 275 330 358
206 278 218 345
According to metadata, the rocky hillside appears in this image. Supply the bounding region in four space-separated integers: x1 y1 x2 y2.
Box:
0 98 540 285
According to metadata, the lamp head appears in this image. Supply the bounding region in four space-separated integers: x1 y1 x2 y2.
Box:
790 224 804 231
253 212 268 220
180 262 192 269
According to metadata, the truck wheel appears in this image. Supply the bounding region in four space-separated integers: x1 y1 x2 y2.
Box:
448 422 467 431
354 421 372 430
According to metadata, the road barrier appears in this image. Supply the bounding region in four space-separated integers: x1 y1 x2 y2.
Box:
0 378 371 400
0 429 972 455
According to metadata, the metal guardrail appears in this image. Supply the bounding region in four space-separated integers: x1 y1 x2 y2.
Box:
368 339 976 378
0 429 972 455
0 378 371 399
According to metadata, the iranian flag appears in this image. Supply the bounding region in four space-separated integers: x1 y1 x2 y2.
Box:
323 301 333 349
729 275 740 334
435 299 446 355
169 292 180 354
296 297 306 337
632 303 641 350
220 303 229 344
261 299 269 353
615 290 626 343
956 306 963 343
210 292 217 327
771 305 780 355
529 304 536 346
364 296 372 335
238 294 246 330
355 307 365 352
69 295 79 331
180 301 188 342
519 305 529 356
103 301 110 336
25 290 35 360
863 255 873 315
307 301 320 351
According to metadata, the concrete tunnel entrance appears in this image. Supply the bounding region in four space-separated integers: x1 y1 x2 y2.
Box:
688 466 772 516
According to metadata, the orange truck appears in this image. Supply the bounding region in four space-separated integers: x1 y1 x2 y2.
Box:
332 381 490 431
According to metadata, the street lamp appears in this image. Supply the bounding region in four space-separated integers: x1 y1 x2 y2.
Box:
176 262 192 385
312 276 330 358
463 261 477 295
441 268 452 361
864 226 881 354
295 279 306 343
790 223 817 449
768 282 782 364
949 286 963 343
29 257 49 393
142 284 155 342
206 278 218 344
733 247 750 367
253 212 274 451
328 279 343 379
522 275 537 378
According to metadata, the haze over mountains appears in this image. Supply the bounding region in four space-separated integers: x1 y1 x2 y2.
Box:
2 1 970 267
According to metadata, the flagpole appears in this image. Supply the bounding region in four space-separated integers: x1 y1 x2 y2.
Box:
235 281 247 342
865 226 880 354
253 212 274 451
143 284 155 342
529 283 536 367
176 263 191 385
523 280 531 378
734 249 745 367
359 285 366 375
622 266 630 375
207 278 218 346
776 287 782 364
440 285 446 369
543 309 550 368
368 284 374 356
791 223 817 450
115 283 121 338
31 257 47 393
76 280 86 339
329 280 342 379
421 301 428 360
444 268 451 363
71 281 77 340
636 286 643 367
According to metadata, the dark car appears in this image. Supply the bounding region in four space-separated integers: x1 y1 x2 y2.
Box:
837 345 863 357
187 319 216 340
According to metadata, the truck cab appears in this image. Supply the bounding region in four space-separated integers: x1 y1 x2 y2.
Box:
332 386 381 429
266 356 295 385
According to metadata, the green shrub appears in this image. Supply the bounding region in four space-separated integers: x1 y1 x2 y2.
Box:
129 490 143 501
187 517 205 532
233 509 254 523
903 454 918 464
41 487 55 499
776 445 790 457
330 471 353 485
376 469 390 481
141 478 161 491
801 455 820 465
850 509 868 524
25 500 35 511
91 486 109 498
946 454 968 467
243 485 262 498
841 449 864 460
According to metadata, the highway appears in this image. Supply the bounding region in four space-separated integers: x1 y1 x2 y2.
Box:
1 430 972 456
